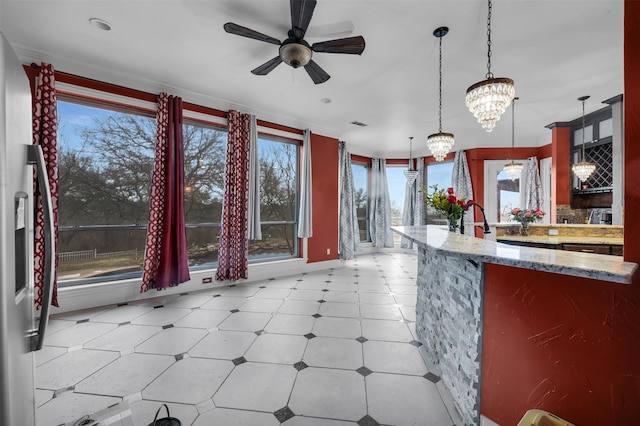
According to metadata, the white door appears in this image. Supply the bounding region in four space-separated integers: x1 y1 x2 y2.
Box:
484 160 528 224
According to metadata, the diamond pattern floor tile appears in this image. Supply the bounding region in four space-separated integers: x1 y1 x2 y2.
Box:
289 367 367 422
213 362 297 412
75 353 174 397
143 358 233 404
37 253 460 426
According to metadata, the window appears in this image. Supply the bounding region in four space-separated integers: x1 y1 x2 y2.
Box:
57 99 156 285
351 162 369 242
248 135 299 260
425 161 453 224
386 166 407 244
182 120 227 268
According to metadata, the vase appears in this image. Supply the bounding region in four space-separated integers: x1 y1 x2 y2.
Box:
519 222 530 236
447 217 459 233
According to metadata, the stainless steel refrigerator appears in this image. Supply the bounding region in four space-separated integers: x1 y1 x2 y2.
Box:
0 31 55 426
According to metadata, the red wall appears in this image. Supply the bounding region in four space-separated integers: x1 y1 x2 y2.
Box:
306 133 339 263
480 2 640 424
481 265 640 425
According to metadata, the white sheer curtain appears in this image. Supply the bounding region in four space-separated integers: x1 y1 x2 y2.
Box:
298 129 313 238
338 141 360 259
248 114 261 240
401 158 425 248
369 158 394 248
525 156 543 210
451 151 474 235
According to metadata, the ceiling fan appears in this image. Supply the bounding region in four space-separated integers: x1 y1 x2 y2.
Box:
223 0 366 84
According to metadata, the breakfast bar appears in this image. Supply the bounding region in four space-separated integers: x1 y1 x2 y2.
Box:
391 225 637 425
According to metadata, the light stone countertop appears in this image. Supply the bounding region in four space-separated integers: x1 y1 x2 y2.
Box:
392 225 637 284
495 235 624 245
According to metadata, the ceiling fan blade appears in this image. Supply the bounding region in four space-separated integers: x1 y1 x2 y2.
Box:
304 60 330 84
311 36 366 55
224 22 281 46
290 0 317 39
251 56 284 75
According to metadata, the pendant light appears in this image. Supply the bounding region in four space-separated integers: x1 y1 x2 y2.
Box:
572 95 596 181
403 137 419 184
465 0 515 132
503 97 523 181
427 26 454 162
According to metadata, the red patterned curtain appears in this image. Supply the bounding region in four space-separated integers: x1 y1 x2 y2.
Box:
32 63 59 309
141 93 190 292
216 110 251 281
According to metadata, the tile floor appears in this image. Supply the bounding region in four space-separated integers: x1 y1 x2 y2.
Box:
36 252 462 426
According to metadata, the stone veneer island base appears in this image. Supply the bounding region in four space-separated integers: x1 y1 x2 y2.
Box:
392 225 637 425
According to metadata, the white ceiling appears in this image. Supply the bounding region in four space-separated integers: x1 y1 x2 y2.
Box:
0 0 623 158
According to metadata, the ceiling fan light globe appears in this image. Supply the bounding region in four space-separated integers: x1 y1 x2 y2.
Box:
279 43 312 68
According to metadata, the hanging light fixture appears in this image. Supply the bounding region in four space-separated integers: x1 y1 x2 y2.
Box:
404 137 419 184
503 97 523 181
572 95 596 182
427 26 454 162
465 0 515 132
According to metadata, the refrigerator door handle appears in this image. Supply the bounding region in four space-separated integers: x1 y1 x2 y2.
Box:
27 144 55 351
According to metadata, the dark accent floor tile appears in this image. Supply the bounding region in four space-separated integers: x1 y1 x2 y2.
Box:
424 372 441 383
232 357 247 366
318 300 326 303
259 286 267 289
175 353 184 361
76 319 90 324
229 284 237 288
304 333 316 340
230 309 240 313
356 366 372 377
325 280 332 283
117 303 129 307
192 306 201 310
357 415 380 426
269 278 275 281
293 361 308 371
274 406 295 423
213 294 221 298
179 292 189 296
297 279 303 282
410 340 423 347
321 289 329 292
255 330 265 336
118 321 130 327
356 336 368 343
162 324 174 329
154 305 164 309
312 314 322 318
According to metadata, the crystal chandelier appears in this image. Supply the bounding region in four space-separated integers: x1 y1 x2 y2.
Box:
572 96 596 181
503 97 523 181
427 26 454 162
404 137 419 184
465 0 515 132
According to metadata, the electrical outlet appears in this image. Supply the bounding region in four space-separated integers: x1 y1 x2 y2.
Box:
326 248 331 255
548 229 559 236
202 277 213 284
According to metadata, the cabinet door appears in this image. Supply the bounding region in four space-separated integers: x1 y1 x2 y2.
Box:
562 244 610 254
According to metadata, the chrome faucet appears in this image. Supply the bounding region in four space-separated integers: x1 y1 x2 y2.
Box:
460 202 491 235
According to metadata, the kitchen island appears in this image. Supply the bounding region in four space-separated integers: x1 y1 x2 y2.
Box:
391 225 637 425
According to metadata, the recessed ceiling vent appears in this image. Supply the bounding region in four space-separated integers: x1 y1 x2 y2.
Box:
350 120 368 127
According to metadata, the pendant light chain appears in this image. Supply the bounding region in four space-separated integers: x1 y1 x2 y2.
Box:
581 98 586 161
486 0 493 79
511 97 515 153
438 35 443 133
